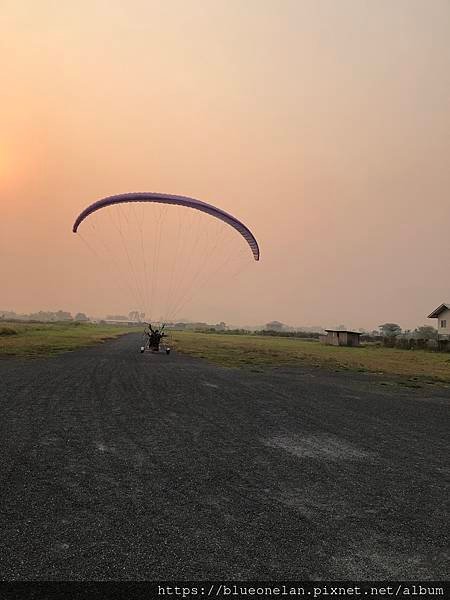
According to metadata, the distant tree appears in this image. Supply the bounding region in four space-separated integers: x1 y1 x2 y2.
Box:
128 310 141 322
296 325 324 333
414 325 437 340
335 324 347 331
0 310 17 320
379 323 402 337
55 310 72 321
28 310 72 321
187 322 209 330
74 312 89 322
266 321 285 331
28 311 49 321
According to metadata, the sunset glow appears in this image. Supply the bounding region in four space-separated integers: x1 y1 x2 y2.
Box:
1 0 449 328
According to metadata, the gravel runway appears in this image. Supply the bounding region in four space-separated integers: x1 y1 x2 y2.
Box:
0 333 448 580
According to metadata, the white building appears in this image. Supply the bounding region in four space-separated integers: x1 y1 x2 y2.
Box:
428 303 450 340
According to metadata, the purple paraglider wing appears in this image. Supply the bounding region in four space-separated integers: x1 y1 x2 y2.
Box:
72 192 260 261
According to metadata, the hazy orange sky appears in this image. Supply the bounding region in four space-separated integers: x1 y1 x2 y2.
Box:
1 0 449 329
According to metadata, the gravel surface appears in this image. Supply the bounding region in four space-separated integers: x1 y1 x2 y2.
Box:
0 333 448 580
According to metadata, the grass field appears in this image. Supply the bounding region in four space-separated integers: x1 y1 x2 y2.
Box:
0 322 135 358
2 323 449 384
170 331 450 384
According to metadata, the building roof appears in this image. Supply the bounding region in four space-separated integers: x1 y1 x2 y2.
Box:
427 303 450 318
324 329 362 335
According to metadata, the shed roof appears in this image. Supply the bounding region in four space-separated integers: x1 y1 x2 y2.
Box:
428 303 450 318
324 329 362 335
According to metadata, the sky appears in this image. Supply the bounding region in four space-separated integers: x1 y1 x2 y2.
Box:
1 0 449 329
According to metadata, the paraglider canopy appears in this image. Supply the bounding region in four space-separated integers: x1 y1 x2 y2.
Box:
73 192 259 261
72 191 260 323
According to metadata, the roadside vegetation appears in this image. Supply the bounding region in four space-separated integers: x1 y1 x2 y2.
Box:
170 331 450 384
0 322 135 358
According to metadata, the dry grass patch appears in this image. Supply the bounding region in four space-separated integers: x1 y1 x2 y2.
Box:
170 331 450 383
0 322 136 358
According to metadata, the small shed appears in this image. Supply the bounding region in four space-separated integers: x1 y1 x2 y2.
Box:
320 329 362 347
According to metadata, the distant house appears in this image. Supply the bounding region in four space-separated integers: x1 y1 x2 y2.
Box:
104 319 135 326
428 303 450 341
319 329 362 347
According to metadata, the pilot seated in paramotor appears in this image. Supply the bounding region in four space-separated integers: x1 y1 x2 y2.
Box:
148 324 165 352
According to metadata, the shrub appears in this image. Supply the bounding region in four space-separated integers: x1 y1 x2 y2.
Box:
256 330 321 339
0 326 18 336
